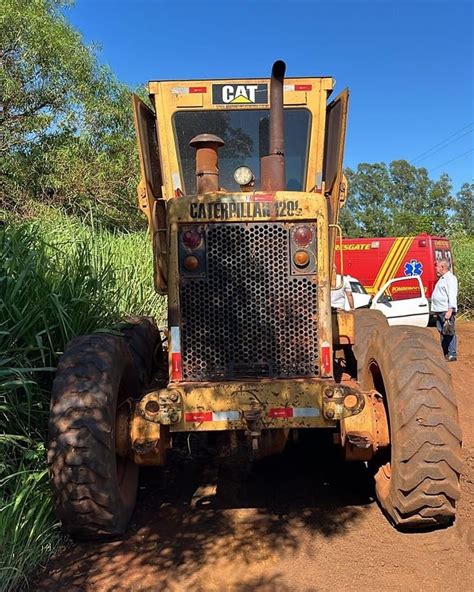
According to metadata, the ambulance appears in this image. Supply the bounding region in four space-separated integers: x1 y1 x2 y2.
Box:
335 234 454 326
336 234 453 298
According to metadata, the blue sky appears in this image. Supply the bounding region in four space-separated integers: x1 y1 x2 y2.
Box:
67 0 473 193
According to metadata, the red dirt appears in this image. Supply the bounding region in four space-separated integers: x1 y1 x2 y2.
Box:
35 323 474 591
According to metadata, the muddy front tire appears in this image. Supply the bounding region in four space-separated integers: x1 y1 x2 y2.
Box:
48 318 159 539
341 309 388 378
358 325 462 529
353 309 388 365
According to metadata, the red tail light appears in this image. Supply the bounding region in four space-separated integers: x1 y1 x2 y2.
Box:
293 225 313 247
182 229 202 249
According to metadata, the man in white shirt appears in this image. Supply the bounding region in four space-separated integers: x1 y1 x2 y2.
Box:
432 258 458 361
331 265 355 310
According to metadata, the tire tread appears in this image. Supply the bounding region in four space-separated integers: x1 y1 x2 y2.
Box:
48 318 159 539
357 324 462 528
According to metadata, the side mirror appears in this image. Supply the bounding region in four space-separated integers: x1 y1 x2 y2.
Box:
377 295 392 306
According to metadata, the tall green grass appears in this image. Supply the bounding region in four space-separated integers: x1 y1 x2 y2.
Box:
0 214 164 591
452 235 474 316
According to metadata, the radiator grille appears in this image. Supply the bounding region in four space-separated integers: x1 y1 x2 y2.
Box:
180 222 319 381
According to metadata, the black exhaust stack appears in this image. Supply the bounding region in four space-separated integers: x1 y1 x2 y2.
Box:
260 60 286 191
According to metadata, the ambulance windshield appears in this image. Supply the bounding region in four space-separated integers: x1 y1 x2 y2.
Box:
173 109 310 194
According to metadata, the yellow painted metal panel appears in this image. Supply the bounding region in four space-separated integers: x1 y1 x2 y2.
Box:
167 192 327 223
284 90 307 105
169 378 334 431
173 93 204 108
147 77 335 198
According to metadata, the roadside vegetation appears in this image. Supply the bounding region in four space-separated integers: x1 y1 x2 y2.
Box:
1 0 144 230
0 1 473 590
452 234 474 316
0 212 163 591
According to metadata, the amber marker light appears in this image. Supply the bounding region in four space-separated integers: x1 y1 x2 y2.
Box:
182 229 202 249
183 255 199 271
293 225 313 247
294 250 310 268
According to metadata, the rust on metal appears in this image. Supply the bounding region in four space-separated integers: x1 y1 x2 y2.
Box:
143 377 367 432
130 406 170 465
139 390 182 425
322 380 365 420
261 60 286 191
340 389 390 461
115 400 172 465
190 134 225 194
332 309 355 345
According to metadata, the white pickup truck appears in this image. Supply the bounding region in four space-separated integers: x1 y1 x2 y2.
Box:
344 275 429 327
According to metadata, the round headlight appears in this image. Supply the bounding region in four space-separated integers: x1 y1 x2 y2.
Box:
233 166 254 186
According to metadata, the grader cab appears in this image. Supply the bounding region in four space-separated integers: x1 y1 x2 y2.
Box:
48 61 462 539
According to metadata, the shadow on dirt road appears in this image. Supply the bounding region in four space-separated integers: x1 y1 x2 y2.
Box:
35 324 474 591
35 431 374 591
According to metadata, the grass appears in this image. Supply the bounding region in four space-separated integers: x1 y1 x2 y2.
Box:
0 212 165 591
452 234 474 316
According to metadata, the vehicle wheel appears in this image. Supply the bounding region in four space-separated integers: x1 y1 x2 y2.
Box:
341 309 388 378
358 325 462 529
117 315 161 385
48 319 159 539
353 309 388 365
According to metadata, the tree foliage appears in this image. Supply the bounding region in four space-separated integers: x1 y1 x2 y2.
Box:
451 182 474 235
0 0 144 229
0 0 96 151
341 160 470 238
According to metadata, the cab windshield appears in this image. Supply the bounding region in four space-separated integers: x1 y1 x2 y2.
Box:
173 109 311 194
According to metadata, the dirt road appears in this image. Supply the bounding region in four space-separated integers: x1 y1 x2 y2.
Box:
35 323 474 591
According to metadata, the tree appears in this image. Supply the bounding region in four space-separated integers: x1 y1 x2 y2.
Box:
0 0 144 229
341 160 454 237
34 76 145 229
0 0 96 152
387 160 433 234
344 163 391 236
426 173 453 235
451 182 474 234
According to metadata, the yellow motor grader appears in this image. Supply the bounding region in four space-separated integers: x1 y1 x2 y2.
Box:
48 61 462 538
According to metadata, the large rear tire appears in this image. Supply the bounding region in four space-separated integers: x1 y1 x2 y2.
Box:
118 315 162 386
358 325 462 529
48 318 159 539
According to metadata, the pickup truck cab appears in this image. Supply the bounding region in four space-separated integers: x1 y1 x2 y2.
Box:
344 275 430 327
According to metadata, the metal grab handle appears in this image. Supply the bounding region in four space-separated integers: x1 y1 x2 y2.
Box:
329 223 344 290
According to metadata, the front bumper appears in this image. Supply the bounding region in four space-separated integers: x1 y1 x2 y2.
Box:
138 378 365 432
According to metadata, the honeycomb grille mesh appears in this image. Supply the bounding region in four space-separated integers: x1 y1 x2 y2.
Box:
180 223 319 381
